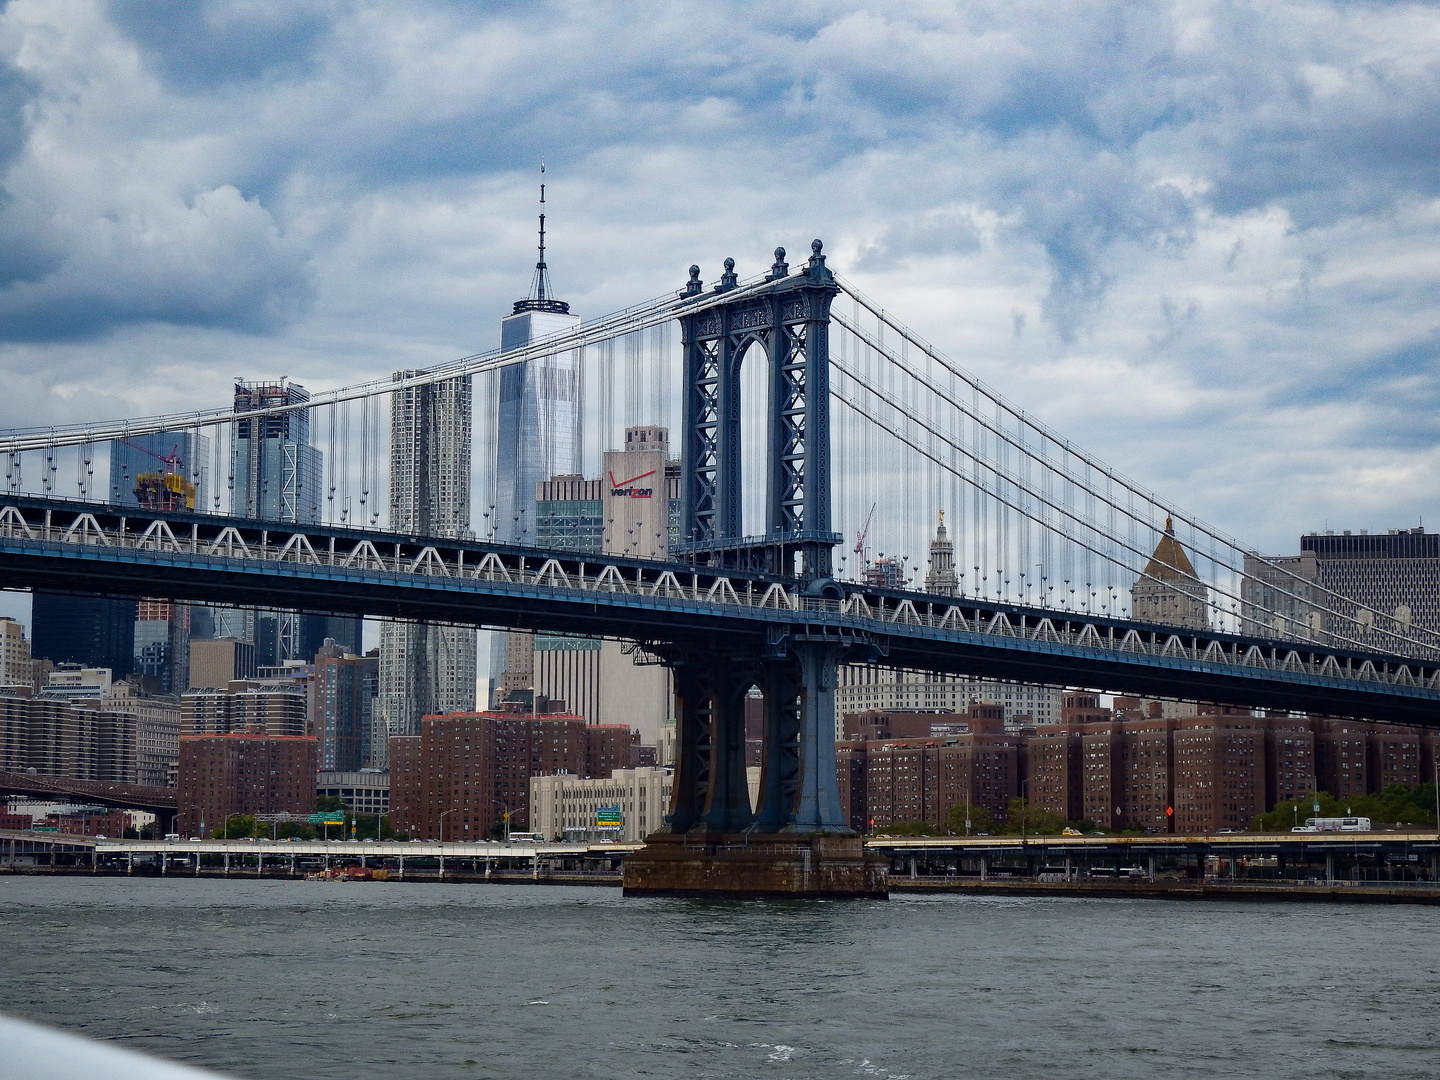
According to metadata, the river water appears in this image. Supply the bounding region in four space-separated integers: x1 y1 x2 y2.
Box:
1 878 1437 1079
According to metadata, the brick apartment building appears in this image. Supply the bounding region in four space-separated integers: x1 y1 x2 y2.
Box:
1118 716 1176 833
1264 717 1316 808
836 705 1019 832
1172 714 1266 834
840 699 1438 836
181 682 307 737
389 711 643 841
586 724 641 779
1027 694 1115 823
0 684 179 785
177 733 317 837
1315 720 1370 800
1367 725 1426 790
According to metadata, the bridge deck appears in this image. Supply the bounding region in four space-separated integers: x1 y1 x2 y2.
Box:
4 495 1440 723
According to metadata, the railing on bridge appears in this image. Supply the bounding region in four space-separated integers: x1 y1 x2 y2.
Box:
4 495 1439 714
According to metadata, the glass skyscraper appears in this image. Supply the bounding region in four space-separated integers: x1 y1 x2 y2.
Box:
231 380 322 524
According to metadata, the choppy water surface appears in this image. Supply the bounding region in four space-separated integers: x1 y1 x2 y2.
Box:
1 878 1437 1079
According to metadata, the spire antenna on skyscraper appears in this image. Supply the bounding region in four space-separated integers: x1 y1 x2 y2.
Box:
516 163 570 315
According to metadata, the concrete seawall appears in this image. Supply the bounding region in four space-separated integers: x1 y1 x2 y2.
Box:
13 863 1440 905
889 877 1440 905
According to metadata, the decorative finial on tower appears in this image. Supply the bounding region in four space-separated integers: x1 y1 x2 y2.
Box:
768 246 788 281
806 237 833 282
939 508 945 525
684 264 703 297
1165 515 1174 533
716 256 738 291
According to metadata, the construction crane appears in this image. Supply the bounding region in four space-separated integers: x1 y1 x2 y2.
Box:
119 438 194 512
119 437 183 472
854 502 876 574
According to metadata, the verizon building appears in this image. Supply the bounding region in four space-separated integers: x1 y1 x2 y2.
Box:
526 427 681 741
1243 527 1439 649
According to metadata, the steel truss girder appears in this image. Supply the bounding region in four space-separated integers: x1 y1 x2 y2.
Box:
5 495 1440 725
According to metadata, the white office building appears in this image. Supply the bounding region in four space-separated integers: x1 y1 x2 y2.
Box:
530 767 673 843
834 667 1062 736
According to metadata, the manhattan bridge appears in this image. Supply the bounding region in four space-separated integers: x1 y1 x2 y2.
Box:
2 239 1437 843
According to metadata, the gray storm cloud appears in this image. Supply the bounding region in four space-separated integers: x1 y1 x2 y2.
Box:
0 0 1436 553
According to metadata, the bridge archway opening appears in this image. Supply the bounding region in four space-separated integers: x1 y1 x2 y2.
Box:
737 335 770 542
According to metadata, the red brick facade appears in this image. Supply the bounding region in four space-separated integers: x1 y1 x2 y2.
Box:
176 734 317 837
390 712 643 840
838 733 1019 832
834 706 1431 836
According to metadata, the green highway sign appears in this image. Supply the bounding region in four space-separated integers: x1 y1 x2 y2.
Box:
596 806 622 826
309 812 346 825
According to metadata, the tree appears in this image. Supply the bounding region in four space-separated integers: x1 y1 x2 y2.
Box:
213 814 257 840
945 802 995 836
998 798 1069 836
343 812 399 841
1254 786 1438 832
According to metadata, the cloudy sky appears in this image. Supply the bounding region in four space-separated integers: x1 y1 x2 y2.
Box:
2 0 1439 603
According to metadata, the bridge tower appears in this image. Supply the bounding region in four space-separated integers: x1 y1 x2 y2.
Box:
674 240 840 579
625 242 885 896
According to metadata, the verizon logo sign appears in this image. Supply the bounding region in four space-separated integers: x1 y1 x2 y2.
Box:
609 468 656 499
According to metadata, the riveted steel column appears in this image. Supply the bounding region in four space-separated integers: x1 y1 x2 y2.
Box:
666 661 710 833
802 243 836 578
765 291 791 574
698 656 754 833
679 310 712 545
715 308 742 540
789 642 847 833
753 658 801 831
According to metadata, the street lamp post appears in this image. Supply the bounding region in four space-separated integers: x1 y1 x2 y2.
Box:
439 809 457 843
1019 778 1030 879
1020 778 1029 843
494 801 511 842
